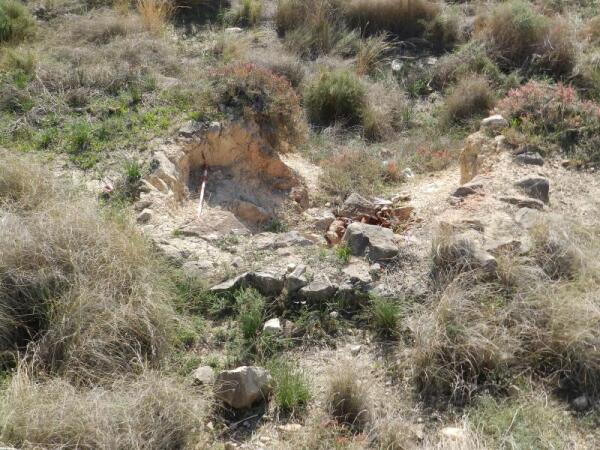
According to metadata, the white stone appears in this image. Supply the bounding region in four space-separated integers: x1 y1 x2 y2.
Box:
263 318 282 334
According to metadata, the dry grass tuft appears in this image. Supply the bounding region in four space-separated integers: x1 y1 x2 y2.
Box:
326 362 371 430
477 0 576 78
441 74 496 126
0 368 208 449
343 0 439 40
0 154 175 383
411 277 518 405
355 32 393 77
136 0 174 34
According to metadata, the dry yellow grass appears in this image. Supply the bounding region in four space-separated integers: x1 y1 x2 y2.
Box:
136 0 173 34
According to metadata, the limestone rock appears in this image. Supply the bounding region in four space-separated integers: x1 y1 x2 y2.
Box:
480 114 508 131
299 279 338 303
515 152 544 166
452 180 484 198
134 199 153 212
214 366 273 409
285 264 308 293
192 366 215 386
136 209 152 224
342 222 399 262
326 219 346 246
263 318 282 334
339 193 378 217
304 208 336 231
179 120 203 137
499 196 545 210
232 200 271 225
255 231 314 250
515 176 549 203
342 261 373 285
248 272 284 296
210 272 284 297
515 207 542 229
572 395 590 411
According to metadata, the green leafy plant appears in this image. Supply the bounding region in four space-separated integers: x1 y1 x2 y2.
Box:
269 359 311 415
305 69 367 127
369 295 401 338
0 0 36 43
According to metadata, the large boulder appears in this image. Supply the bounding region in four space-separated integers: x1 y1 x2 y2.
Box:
515 176 549 204
214 366 273 409
342 222 399 262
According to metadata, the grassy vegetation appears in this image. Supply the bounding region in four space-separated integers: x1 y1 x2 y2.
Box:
2 0 600 447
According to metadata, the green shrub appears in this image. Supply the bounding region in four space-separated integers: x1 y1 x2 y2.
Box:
269 359 311 415
0 0 35 43
478 0 576 78
431 42 502 91
212 63 306 151
305 69 367 127
235 288 265 340
335 244 352 264
369 295 401 338
441 74 496 126
495 80 600 164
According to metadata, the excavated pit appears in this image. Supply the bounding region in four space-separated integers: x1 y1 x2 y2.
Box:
143 120 307 235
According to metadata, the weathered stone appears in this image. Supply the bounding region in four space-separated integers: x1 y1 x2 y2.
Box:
471 248 498 274
515 207 542 229
214 366 273 409
515 152 544 166
232 200 271 225
349 344 362 356
452 181 484 198
263 318 282 334
285 264 308 293
515 176 550 203
134 199 153 212
255 231 314 250
304 208 336 231
342 222 399 262
178 120 203 137
210 273 248 294
572 395 590 411
299 279 338 303
499 196 545 210
210 271 283 296
192 365 215 386
342 261 373 285
480 114 508 131
339 193 378 217
136 209 152 224
326 219 346 246
248 272 284 296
